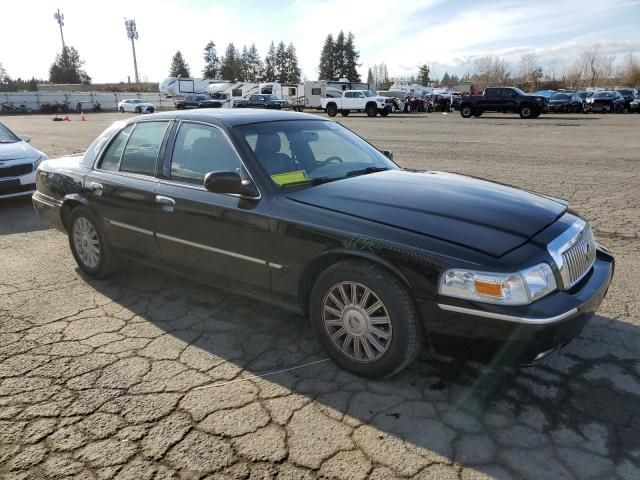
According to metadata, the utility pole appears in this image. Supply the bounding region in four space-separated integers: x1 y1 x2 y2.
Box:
124 18 140 84
54 9 65 50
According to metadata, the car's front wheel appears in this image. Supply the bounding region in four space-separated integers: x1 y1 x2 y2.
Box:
519 104 534 118
119 107 125 113
309 260 422 378
326 104 338 117
460 105 473 118
68 207 118 278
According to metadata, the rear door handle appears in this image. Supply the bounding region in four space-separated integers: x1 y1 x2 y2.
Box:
155 195 175 212
88 181 103 196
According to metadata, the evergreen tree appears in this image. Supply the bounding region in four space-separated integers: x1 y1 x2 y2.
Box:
169 51 190 78
264 42 277 82
49 46 91 84
239 45 250 81
318 34 335 80
220 43 239 80
417 64 431 86
245 43 263 82
333 31 346 79
441 72 451 85
344 32 361 81
275 41 288 83
285 43 301 83
366 67 374 87
202 41 220 78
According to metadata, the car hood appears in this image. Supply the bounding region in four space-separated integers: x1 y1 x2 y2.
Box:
0 141 40 161
285 170 567 257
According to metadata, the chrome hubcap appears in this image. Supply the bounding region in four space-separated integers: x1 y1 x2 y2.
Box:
322 281 392 363
73 217 100 269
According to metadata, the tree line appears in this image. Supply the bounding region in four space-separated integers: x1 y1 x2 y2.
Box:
318 31 361 81
170 40 301 83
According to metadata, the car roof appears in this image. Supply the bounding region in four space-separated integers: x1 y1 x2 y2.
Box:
131 108 324 127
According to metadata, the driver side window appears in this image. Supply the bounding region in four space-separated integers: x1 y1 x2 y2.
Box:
170 123 242 185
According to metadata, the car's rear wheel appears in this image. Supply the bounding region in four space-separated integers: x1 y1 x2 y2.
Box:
326 104 338 117
366 103 377 117
68 207 118 278
340 110 350 116
460 105 473 118
309 260 422 378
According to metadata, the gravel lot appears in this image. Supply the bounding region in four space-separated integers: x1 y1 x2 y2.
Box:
1 111 639 479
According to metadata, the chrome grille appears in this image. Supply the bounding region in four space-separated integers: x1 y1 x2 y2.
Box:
547 219 596 289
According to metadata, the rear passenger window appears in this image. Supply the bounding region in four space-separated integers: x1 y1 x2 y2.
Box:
485 89 499 98
119 122 169 176
100 125 133 171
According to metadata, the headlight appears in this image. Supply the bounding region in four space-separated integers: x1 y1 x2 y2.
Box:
438 262 557 306
33 154 47 169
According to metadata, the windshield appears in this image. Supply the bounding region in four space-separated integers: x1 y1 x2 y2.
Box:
363 90 376 97
512 87 527 96
594 92 614 99
236 120 397 187
131 99 142 104
196 95 209 100
551 94 570 100
0 123 19 143
617 90 632 96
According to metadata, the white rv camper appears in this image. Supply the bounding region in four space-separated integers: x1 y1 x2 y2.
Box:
259 82 304 109
159 77 223 97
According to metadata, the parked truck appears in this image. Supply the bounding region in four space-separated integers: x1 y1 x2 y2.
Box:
321 90 393 117
458 87 547 119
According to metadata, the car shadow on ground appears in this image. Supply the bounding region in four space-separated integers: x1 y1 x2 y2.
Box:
0 196 49 235
86 262 640 479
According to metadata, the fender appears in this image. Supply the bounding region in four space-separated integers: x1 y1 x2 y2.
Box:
60 193 91 230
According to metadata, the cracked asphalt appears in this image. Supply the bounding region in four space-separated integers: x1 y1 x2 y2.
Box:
1 112 639 479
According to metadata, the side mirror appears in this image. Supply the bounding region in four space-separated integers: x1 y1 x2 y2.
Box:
204 171 259 198
380 149 393 161
19 135 31 143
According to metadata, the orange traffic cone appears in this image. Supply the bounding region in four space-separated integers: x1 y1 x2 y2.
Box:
63 115 70 121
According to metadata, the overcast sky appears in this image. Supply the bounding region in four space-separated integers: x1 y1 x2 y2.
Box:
2 0 639 83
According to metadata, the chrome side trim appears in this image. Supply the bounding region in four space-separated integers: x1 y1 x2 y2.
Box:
156 232 279 268
438 303 579 325
105 219 154 236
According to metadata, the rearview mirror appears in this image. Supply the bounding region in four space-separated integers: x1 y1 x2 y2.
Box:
380 149 393 161
19 135 31 143
204 171 259 198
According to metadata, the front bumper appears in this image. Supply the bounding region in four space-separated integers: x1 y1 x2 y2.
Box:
0 169 37 199
419 249 614 363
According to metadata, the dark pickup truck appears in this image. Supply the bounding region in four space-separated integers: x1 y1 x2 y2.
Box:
459 87 546 119
174 94 221 109
234 94 288 109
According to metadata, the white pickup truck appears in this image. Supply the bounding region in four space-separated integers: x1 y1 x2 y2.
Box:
321 89 393 117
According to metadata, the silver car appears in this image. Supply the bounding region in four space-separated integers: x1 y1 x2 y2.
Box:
0 122 47 199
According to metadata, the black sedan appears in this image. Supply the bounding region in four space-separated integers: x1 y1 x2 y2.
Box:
32 109 614 378
546 92 583 113
585 91 625 113
235 94 289 109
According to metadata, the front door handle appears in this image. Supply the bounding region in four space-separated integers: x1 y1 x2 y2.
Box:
155 195 176 212
88 181 103 196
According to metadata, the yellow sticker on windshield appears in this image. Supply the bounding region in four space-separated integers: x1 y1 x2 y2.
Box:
271 170 309 186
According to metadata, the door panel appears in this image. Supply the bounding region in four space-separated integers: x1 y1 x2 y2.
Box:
85 121 170 260
155 121 270 297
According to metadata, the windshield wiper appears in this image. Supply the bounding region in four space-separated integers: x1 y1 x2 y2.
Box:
345 166 389 177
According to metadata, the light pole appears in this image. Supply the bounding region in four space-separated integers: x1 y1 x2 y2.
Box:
54 9 65 50
124 18 140 84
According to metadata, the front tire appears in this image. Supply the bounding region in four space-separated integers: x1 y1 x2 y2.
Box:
119 107 125 113
309 260 422 378
68 207 118 278
365 103 377 117
519 104 534 119
326 103 338 117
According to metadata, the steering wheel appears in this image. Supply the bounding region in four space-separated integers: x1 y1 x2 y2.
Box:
320 155 344 166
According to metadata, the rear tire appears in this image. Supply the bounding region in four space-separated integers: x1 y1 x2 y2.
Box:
326 103 338 117
340 110 350 116
460 105 473 118
309 260 422 378
366 103 377 117
68 207 119 278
